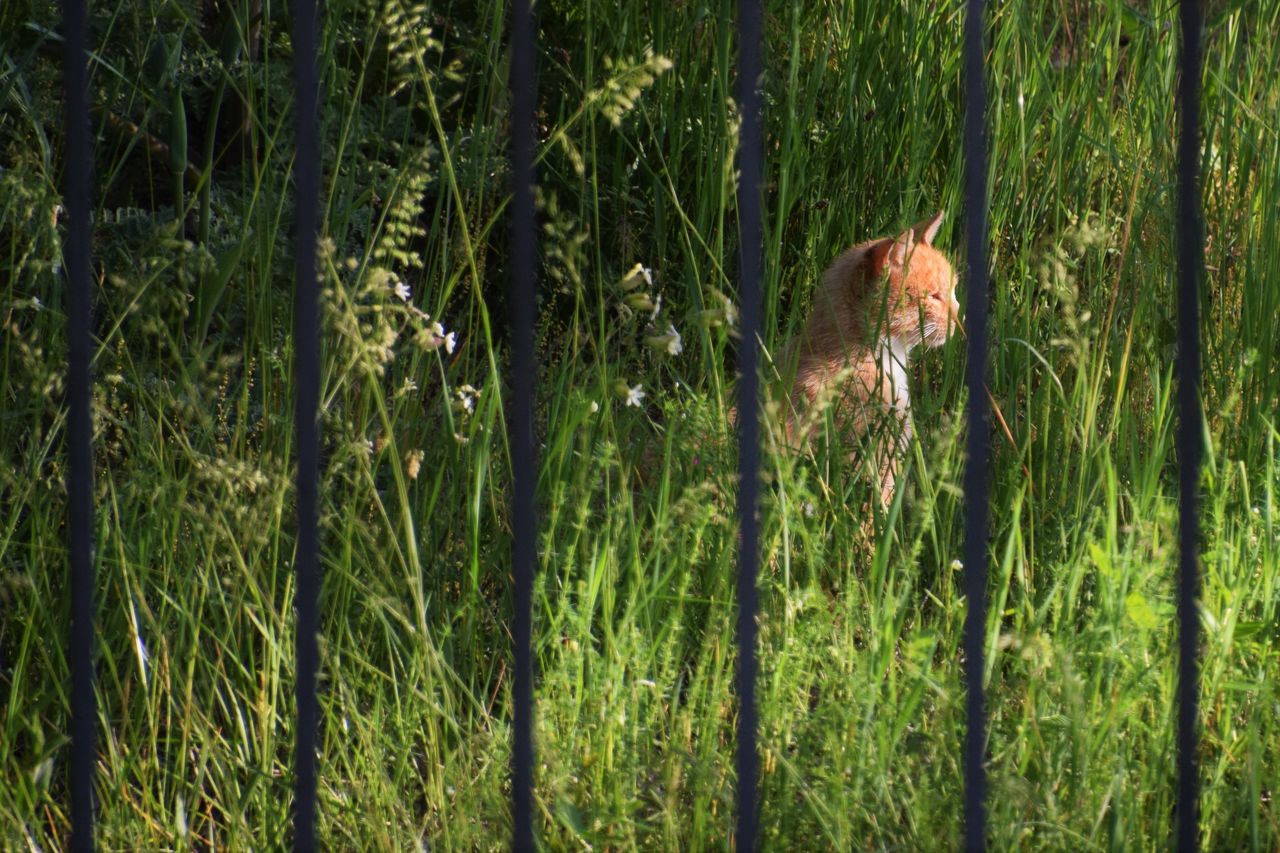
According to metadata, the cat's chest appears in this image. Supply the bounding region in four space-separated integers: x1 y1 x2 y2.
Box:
877 339 912 410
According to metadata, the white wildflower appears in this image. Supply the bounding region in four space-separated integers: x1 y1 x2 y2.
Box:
624 291 655 312
721 296 738 327
619 262 652 291
614 380 646 408
664 323 680 354
589 401 599 413
950 559 964 571
453 385 478 415
698 290 739 329
394 279 412 302
418 320 449 352
645 324 683 356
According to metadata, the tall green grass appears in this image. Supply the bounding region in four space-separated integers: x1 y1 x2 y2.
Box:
1 0 1277 848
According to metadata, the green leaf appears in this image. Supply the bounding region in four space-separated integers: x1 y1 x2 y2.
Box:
168 88 187 175
1089 542 1114 578
144 32 183 88
1125 591 1159 631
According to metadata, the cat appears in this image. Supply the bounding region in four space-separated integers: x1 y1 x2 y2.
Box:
777 211 961 507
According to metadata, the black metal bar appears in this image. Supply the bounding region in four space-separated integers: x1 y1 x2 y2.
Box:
509 0 538 848
63 0 96 846
960 0 989 849
734 0 763 848
290 0 321 845
1175 0 1204 849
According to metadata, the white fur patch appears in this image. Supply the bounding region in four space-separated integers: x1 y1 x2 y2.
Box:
877 337 912 410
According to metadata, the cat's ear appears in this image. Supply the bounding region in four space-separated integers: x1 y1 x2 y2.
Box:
871 229 915 275
912 210 945 246
886 229 915 269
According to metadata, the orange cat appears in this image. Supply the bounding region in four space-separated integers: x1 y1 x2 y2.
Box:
779 211 961 506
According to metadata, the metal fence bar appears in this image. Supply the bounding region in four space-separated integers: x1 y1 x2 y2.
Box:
63 0 96 846
1175 0 1204 848
290 0 321 845
509 0 539 848
734 0 763 848
961 0 990 849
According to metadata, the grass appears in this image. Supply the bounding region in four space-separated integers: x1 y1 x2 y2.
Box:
1 0 1278 848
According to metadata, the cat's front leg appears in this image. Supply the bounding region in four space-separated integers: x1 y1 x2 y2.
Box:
877 459 898 508
876 407 913 507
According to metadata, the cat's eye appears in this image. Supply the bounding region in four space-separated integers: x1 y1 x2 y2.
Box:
928 291 941 301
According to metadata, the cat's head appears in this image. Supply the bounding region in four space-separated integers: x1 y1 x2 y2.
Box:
871 211 961 350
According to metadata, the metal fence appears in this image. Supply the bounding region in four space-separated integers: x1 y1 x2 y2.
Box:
61 0 1205 849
